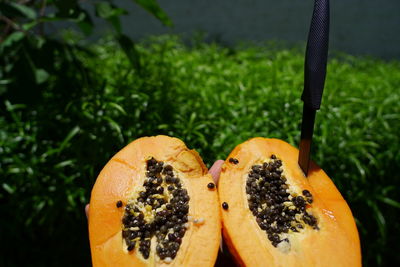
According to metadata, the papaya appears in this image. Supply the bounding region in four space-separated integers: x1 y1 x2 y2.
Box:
218 138 361 267
89 135 221 266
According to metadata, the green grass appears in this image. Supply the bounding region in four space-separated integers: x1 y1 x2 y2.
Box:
1 35 399 266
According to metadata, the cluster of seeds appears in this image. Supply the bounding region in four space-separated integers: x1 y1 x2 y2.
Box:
246 155 318 248
121 158 189 261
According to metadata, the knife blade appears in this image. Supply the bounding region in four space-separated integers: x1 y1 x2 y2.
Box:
298 0 330 176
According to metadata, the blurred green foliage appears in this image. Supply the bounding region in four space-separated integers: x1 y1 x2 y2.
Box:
1 1 399 266
1 35 399 266
0 0 171 101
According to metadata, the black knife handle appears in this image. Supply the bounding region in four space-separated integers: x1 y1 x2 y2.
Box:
302 0 330 110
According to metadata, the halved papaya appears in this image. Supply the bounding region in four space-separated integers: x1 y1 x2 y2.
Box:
89 135 221 266
218 138 361 266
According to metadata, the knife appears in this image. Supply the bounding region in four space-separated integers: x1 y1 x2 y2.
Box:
298 0 330 176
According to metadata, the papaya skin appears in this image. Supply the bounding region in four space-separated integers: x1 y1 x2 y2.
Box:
218 138 361 267
89 135 221 267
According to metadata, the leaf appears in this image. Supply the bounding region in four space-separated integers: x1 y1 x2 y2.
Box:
0 78 11 85
67 194 76 208
382 186 396 195
2 183 15 194
368 200 386 242
116 34 141 71
55 160 75 169
58 126 80 154
0 32 25 53
35 69 49 84
95 3 127 33
132 0 173 26
95 2 127 19
104 116 124 142
377 196 400 209
95 2 114 19
107 102 127 115
104 116 121 134
5 100 26 111
348 155 366 179
0 2 37 19
22 20 38 31
36 201 46 212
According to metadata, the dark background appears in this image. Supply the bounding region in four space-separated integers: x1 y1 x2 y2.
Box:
104 0 400 59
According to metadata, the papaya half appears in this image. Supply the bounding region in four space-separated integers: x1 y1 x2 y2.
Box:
89 135 221 266
218 138 361 267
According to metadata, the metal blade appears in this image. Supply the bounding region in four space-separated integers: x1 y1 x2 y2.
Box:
298 105 316 176
298 0 329 176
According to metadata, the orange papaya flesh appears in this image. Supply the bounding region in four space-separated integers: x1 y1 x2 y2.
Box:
89 135 221 267
218 137 361 267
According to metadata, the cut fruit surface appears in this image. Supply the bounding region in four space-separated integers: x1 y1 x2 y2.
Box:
218 137 361 267
89 135 221 267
